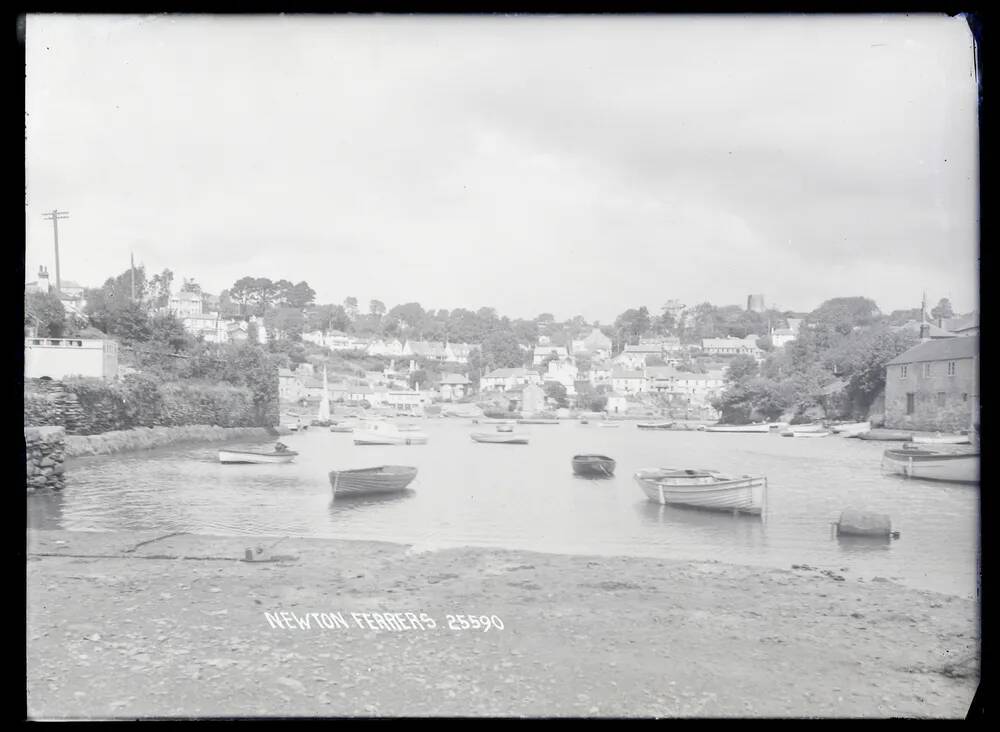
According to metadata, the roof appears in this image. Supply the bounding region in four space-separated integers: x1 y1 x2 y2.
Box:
893 320 957 338
611 369 645 379
440 373 471 385
485 368 532 378
940 313 978 332
886 335 979 366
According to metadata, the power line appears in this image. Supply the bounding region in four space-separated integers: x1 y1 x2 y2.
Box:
41 210 69 296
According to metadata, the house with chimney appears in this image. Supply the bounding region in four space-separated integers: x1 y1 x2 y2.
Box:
884 335 979 432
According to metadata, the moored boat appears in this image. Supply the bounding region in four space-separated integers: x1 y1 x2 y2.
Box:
634 468 767 515
636 422 675 430
517 419 560 425
830 421 871 436
597 422 620 428
219 447 298 464
471 432 529 444
496 424 514 433
858 429 913 442
354 422 428 445
572 454 616 476
329 424 354 433
911 433 971 445
780 425 831 437
881 447 979 483
780 430 831 437
329 465 418 496
703 423 770 433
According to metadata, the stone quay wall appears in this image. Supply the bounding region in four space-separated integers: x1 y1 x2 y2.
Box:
25 426 67 493
63 425 275 458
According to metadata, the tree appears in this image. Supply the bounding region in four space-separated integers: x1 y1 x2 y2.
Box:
148 269 174 308
230 277 257 310
544 381 568 408
387 302 426 331
725 354 759 384
409 369 428 390
285 281 316 309
809 297 881 336
370 299 386 318
931 298 954 321
265 307 305 341
481 330 525 370
343 297 359 320
307 304 349 334
180 278 202 294
613 306 652 346
574 353 593 374
25 291 67 337
147 312 191 353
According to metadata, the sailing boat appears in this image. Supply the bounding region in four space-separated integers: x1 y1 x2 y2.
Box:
314 366 333 426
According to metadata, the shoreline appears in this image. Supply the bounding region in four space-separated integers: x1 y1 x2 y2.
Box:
27 528 979 718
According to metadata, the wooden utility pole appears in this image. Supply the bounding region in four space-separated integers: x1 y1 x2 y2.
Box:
41 210 69 295
131 252 136 301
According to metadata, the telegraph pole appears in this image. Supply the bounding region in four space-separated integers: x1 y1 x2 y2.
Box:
41 210 69 296
131 252 136 301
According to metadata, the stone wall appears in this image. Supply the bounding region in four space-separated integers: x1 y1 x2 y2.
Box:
25 427 66 493
884 358 976 432
64 425 275 458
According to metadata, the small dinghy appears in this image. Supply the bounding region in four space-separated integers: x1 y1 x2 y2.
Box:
882 446 979 483
572 454 616 477
329 465 418 496
858 429 913 442
703 423 770 433
471 432 529 444
354 422 428 445
517 418 560 425
910 433 971 445
329 424 354 433
634 468 767 515
219 443 298 464
636 422 675 430
597 422 620 429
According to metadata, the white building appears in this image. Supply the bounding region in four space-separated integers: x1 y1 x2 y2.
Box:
610 368 647 394
700 335 762 358
168 291 204 318
367 339 405 357
25 337 118 381
532 345 569 366
481 367 542 392
543 358 579 395
645 367 726 404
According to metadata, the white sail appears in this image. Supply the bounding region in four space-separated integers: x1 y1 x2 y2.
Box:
318 366 331 422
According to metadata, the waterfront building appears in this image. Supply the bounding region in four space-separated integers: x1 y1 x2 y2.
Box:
520 383 546 415
884 336 979 432
25 336 118 381
645 367 726 404
605 391 629 414
610 368 647 394
543 358 579 395
439 373 472 401
700 335 763 359
481 368 542 392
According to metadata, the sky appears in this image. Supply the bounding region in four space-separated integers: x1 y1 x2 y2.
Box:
25 14 980 323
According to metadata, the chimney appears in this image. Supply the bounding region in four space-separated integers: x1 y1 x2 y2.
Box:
37 266 50 293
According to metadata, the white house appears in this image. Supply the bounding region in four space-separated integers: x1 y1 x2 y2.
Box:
605 391 629 414
589 360 614 386
439 373 472 401
444 342 478 364
544 358 579 395
645 367 727 404
367 339 405 357
532 345 569 366
610 368 647 394
278 368 306 402
481 368 542 392
167 291 204 318
700 335 762 359
571 328 613 358
25 337 119 381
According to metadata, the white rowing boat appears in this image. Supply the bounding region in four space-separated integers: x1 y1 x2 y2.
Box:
881 448 979 483
219 448 298 464
354 422 428 446
633 468 767 515
704 423 771 433
471 432 529 444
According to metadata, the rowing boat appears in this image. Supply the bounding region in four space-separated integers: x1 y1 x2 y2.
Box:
329 465 418 496
471 432 529 444
881 447 979 483
636 422 675 430
910 433 971 445
572 454 616 476
829 421 871 436
218 448 298 464
858 429 913 442
633 468 766 515
517 419 560 425
703 423 770 433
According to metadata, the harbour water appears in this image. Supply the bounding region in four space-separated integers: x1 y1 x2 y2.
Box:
28 420 980 598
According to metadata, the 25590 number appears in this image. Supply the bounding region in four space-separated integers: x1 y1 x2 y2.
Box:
445 614 504 631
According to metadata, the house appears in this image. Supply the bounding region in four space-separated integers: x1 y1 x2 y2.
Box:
225 319 250 342
884 336 978 432
444 342 478 364
386 389 426 413
589 360 613 386
769 327 797 348
278 368 306 402
403 340 448 361
610 368 647 394
646 367 726 404
481 368 542 392
543 358 579 395
938 312 979 337
571 328 613 358
532 345 569 366
892 320 957 340
700 335 762 358
366 338 404 357
611 348 649 371
605 391 629 414
167 291 204 318
439 373 472 401
181 312 228 343
25 336 118 381
520 383 546 415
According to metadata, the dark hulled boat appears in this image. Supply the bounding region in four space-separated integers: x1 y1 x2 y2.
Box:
572 454 617 477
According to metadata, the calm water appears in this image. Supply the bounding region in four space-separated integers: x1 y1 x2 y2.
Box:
28 420 980 598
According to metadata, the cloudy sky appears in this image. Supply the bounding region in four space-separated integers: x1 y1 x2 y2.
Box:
25 14 979 322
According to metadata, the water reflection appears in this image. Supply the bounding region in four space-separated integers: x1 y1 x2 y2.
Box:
636 500 768 548
835 533 893 553
571 474 616 482
329 490 416 513
26 490 64 530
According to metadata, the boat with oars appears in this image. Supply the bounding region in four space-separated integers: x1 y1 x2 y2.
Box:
471 432 529 444
881 446 979 483
329 465 418 497
633 468 767 515
572 454 616 477
219 443 298 464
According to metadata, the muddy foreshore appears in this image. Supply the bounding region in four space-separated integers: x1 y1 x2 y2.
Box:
26 529 979 719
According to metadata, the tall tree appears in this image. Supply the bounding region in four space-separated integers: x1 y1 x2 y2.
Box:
25 291 67 337
369 299 386 317
931 298 955 321
230 277 257 310
180 278 202 294
148 269 174 308
285 281 316 309
481 330 525 370
343 297 359 320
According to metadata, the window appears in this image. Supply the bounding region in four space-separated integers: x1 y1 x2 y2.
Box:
962 393 969 402
936 392 946 407
900 365 908 378
906 393 915 415
948 361 956 376
923 363 932 377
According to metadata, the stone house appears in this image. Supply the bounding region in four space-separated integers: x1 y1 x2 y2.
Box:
884 336 979 432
